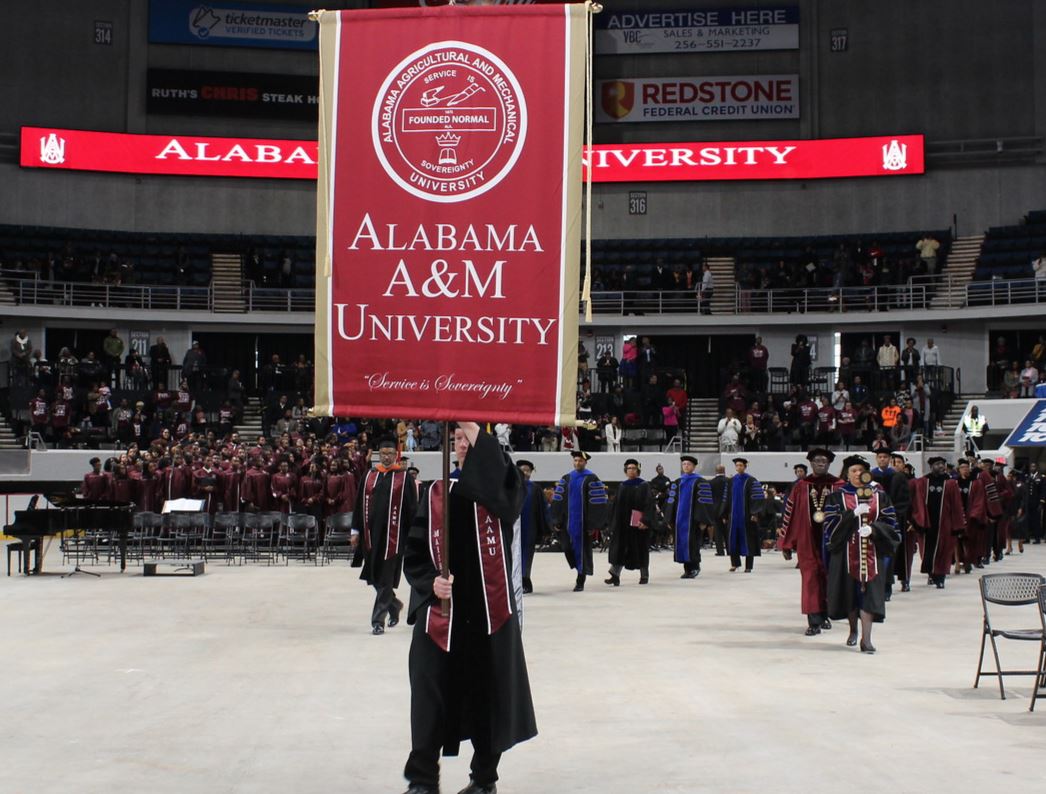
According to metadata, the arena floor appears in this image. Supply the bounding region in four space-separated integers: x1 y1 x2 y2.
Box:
3 542 1045 793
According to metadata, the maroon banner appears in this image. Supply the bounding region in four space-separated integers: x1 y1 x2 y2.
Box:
22 127 924 183
314 4 585 424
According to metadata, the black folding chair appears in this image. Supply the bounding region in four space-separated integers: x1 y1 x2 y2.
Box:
321 511 355 565
209 512 242 564
974 573 1046 700
282 513 318 565
1032 584 1046 713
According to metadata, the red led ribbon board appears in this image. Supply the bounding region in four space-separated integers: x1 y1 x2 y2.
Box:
312 4 586 424
22 128 924 182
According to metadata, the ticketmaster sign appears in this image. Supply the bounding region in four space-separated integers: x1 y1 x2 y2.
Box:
1004 401 1046 447
148 0 317 51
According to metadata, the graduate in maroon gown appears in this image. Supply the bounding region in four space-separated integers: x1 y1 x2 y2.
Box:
219 458 244 512
324 457 357 516
270 459 298 515
193 456 221 515
993 459 1015 558
780 448 842 635
953 459 977 572
110 463 136 504
135 461 161 513
242 458 271 511
81 457 112 501
298 461 326 521
161 454 193 505
909 456 964 588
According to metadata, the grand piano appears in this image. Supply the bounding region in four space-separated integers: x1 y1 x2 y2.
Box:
1 482 134 575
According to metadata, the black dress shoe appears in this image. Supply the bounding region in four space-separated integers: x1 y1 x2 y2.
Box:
846 632 858 647
901 582 911 592
604 572 620 586
403 786 439 794
456 782 496 794
372 624 385 635
860 641 876 654
935 580 945 589
388 598 404 628
821 619 832 630
804 626 821 636
573 578 585 592
522 578 533 594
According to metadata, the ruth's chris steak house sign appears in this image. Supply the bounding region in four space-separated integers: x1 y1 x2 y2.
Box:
21 127 924 182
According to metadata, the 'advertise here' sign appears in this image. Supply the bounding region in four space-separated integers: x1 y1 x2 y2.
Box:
596 6 799 55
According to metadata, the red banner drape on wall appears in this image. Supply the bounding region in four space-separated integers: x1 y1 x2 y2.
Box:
314 4 586 424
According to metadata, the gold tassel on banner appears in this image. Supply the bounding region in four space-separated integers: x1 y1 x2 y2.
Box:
582 2 601 323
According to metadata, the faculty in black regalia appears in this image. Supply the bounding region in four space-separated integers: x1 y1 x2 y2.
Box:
352 436 419 635
823 454 900 654
516 459 551 594
402 423 535 794
605 458 654 586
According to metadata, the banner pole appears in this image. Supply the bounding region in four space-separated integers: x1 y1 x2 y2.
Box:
440 420 451 617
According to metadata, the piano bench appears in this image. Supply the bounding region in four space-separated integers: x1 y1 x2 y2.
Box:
6 541 35 576
143 559 205 577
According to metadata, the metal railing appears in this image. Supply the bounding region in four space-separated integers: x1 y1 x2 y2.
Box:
2 268 1042 316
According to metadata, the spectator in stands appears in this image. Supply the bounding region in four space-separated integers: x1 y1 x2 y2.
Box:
698 263 714 314
226 369 245 420
182 341 207 392
10 328 32 384
916 233 940 274
837 401 856 449
638 337 656 379
1032 335 1046 368
124 349 148 389
666 378 688 423
57 347 78 381
662 398 680 445
921 337 941 379
102 329 124 387
596 348 618 393
991 336 1010 390
642 373 664 426
877 335 900 390
741 412 761 451
620 337 638 389
722 375 748 416
900 337 920 384
717 407 741 452
31 350 53 390
748 336 769 392
1033 251 1046 283
790 335 811 387
794 389 820 447
29 389 49 439
831 380 850 411
1020 359 1040 397
148 336 172 389
578 341 590 380
1003 361 1021 394
816 400 837 447
604 415 622 452
880 397 901 435
910 375 934 438
849 374 868 406
78 352 106 388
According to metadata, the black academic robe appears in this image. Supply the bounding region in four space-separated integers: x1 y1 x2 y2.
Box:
824 485 900 622
519 478 551 579
709 474 730 546
607 479 653 571
550 469 609 576
403 431 536 757
721 473 768 558
872 466 911 580
352 466 419 589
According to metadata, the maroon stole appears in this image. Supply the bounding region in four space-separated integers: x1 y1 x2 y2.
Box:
424 479 513 653
842 490 880 583
362 468 408 560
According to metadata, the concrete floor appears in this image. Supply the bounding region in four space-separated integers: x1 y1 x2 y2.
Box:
2 543 1045 794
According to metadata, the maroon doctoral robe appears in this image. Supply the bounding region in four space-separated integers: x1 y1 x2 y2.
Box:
781 474 842 617
82 472 112 501
994 472 1014 544
967 470 1002 560
909 476 964 576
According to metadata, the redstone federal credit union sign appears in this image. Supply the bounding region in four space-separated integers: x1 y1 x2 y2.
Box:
312 4 586 424
598 74 799 123
20 127 925 182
